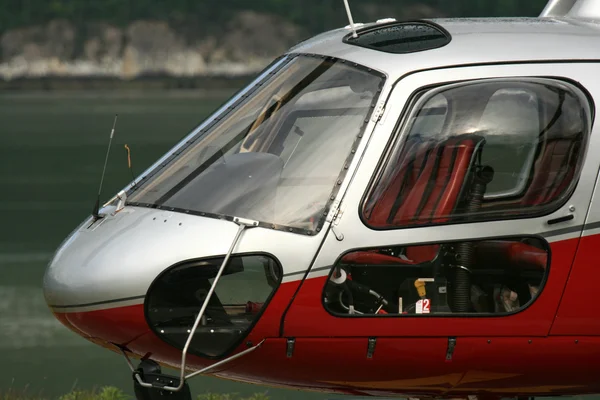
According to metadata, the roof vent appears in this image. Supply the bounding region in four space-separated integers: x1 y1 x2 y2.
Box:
343 21 451 54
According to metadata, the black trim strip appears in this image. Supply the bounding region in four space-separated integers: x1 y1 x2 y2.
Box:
584 221 600 231
542 222 597 237
283 265 332 278
49 295 145 310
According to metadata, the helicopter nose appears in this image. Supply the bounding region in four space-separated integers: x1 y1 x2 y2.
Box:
42 207 244 349
42 217 144 312
42 215 150 346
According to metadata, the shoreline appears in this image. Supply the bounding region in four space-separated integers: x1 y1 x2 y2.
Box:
0 75 255 92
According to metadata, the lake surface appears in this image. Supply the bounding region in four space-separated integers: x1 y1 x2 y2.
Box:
0 90 343 399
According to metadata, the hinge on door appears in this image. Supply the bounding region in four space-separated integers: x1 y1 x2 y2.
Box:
366 337 377 359
326 200 342 223
446 337 456 361
286 338 295 358
333 204 344 226
371 101 386 123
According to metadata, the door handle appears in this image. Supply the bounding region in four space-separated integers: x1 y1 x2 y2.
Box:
547 214 574 225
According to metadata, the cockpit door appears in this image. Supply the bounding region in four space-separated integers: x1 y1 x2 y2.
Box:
282 61 599 339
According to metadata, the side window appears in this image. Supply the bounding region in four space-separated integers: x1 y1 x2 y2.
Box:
323 237 549 316
362 78 590 229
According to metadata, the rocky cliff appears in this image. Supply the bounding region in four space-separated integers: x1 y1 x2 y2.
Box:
0 6 439 81
0 11 307 80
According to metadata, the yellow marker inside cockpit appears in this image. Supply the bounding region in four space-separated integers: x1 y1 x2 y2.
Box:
415 280 426 298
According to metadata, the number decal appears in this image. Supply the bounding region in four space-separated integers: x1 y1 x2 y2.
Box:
422 299 431 313
416 299 431 314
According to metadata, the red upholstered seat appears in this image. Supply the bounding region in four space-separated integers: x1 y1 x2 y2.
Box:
474 241 548 271
345 135 484 266
521 134 582 207
365 136 434 226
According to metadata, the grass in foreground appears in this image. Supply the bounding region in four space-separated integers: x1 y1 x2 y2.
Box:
0 386 270 400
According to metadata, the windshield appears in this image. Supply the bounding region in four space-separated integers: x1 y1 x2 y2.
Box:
127 54 385 233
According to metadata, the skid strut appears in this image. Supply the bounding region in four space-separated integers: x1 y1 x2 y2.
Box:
120 217 261 400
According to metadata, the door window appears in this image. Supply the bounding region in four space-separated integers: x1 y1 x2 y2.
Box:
362 78 591 229
323 237 549 316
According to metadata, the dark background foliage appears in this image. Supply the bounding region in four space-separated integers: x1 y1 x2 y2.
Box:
0 0 549 35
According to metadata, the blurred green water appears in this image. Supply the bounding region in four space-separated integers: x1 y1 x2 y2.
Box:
0 90 340 399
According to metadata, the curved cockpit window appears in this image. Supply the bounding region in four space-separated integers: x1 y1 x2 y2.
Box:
126 54 385 234
323 237 550 317
362 78 591 229
145 254 282 359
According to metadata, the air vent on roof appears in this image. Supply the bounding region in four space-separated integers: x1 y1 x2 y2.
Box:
343 21 451 54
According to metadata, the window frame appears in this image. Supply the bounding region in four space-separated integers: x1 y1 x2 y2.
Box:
359 77 592 232
144 252 283 360
321 234 552 319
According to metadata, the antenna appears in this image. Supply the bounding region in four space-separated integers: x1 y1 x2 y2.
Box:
92 114 118 219
343 0 358 38
124 144 137 186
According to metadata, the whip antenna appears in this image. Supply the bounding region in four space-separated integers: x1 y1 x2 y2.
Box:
92 114 118 219
343 0 358 38
124 144 137 186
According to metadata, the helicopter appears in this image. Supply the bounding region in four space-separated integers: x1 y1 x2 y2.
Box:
42 0 600 398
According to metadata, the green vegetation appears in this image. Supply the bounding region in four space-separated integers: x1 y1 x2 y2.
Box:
0 386 270 400
0 0 549 35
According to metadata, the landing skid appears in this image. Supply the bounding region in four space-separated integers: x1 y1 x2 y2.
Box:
133 360 192 400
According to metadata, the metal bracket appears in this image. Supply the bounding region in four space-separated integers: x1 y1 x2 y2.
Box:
233 216 259 227
325 200 341 223
371 101 386 123
286 338 295 358
333 204 344 226
446 337 456 361
367 337 377 359
331 226 344 241
124 341 264 388
114 190 127 214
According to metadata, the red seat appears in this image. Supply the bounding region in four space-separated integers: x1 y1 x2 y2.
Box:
474 240 548 271
345 134 485 266
521 133 582 207
363 135 434 225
